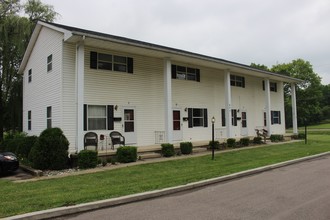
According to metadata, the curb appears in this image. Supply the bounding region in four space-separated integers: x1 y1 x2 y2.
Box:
6 151 330 220
19 165 43 177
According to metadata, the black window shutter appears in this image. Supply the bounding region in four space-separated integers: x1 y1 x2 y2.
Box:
188 108 193 128
127 57 134 73
221 109 226 126
242 77 245 88
196 69 200 82
262 81 265 90
107 105 114 130
83 104 87 131
271 111 274 125
203 108 208 127
275 83 277 92
278 111 281 124
90 51 97 69
171 65 177 79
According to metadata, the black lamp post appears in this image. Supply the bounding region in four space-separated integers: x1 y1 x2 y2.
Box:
211 116 215 160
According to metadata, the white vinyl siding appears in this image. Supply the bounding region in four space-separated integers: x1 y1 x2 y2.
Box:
23 27 63 137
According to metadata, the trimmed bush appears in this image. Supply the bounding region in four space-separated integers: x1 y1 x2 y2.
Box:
180 142 193 155
209 140 220 150
116 146 137 163
227 138 236 148
253 136 263 144
16 136 38 159
29 128 69 170
270 134 284 142
161 143 175 157
240 137 250 147
78 150 98 169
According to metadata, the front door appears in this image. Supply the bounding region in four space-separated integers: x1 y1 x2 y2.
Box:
241 111 248 136
173 110 183 141
123 108 137 144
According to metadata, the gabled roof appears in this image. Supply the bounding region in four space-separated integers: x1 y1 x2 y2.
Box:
19 21 302 83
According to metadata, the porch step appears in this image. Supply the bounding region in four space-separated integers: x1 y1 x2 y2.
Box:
138 152 162 160
193 147 208 154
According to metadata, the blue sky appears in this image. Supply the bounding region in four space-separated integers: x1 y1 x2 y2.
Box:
37 0 330 84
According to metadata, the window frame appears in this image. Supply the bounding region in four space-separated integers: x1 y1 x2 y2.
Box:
28 69 32 83
47 54 52 72
262 81 278 92
28 111 32 130
271 110 281 125
231 109 238 126
87 105 107 130
47 106 52 129
171 64 200 82
230 75 245 88
90 51 133 73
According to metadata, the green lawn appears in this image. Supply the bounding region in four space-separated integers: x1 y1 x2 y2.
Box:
1 131 330 218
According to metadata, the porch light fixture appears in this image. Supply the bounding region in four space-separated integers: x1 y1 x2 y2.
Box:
184 107 188 112
211 116 215 160
114 105 118 111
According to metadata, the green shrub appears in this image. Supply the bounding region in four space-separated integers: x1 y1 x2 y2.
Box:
240 137 250 147
116 146 137 163
253 136 263 144
161 143 175 157
227 138 236 148
270 134 284 142
180 142 193 154
29 128 69 170
209 140 220 150
78 150 98 169
16 136 38 159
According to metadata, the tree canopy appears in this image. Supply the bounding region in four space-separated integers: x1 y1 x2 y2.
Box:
0 0 59 141
251 58 328 127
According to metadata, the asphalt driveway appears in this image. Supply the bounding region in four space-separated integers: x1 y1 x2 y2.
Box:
60 155 330 220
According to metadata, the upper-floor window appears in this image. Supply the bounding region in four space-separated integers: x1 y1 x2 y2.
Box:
47 54 52 72
90 51 133 73
230 75 245 88
171 65 200 82
28 69 32 83
262 81 278 92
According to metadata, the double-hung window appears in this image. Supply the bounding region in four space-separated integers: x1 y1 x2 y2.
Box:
262 81 278 92
47 54 52 72
28 111 32 130
87 105 107 130
271 111 281 124
188 108 208 128
90 51 133 73
221 109 238 126
171 65 200 82
47 106 52 128
28 69 32 83
230 75 245 88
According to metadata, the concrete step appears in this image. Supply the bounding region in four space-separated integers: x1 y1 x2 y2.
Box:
138 152 162 160
193 147 208 154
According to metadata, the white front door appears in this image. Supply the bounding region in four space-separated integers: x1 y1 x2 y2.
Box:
123 108 137 144
241 111 248 136
173 110 183 141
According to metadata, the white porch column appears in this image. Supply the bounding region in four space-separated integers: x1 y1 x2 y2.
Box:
76 41 85 152
164 58 173 143
291 83 298 135
264 79 272 136
224 70 232 138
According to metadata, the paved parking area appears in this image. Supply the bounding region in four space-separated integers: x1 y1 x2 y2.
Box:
0 168 33 181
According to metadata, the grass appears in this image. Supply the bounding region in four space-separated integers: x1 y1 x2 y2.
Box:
1 131 330 218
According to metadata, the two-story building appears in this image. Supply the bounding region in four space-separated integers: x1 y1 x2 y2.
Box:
19 21 300 153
